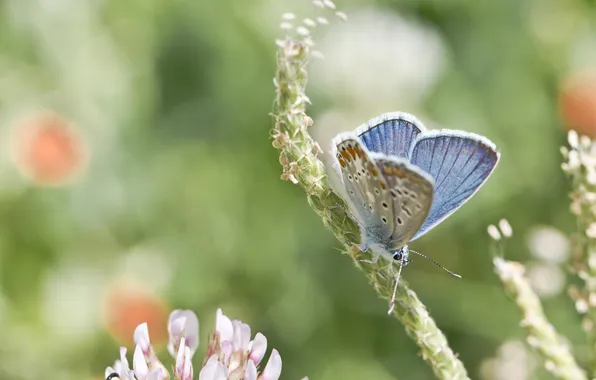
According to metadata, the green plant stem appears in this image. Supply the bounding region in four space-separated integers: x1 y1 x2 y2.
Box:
271 35 469 380
494 257 587 380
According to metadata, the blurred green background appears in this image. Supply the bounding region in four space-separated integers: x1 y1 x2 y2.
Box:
0 0 593 379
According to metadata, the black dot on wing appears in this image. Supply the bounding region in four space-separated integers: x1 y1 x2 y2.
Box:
402 207 412 217
369 205 373 211
374 188 380 195
382 202 388 209
382 217 387 224
397 217 403 225
390 189 397 199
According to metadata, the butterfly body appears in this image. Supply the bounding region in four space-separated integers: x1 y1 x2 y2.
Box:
331 112 500 264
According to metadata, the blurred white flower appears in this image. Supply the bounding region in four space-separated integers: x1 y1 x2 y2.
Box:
480 340 536 380
498 219 513 238
105 309 303 380
527 226 570 263
312 8 446 110
487 225 502 241
526 262 566 298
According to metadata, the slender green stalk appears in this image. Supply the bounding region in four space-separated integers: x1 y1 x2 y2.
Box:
494 256 587 380
271 13 469 379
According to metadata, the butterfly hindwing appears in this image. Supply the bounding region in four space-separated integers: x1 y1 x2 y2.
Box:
332 134 395 241
408 130 500 240
371 154 434 249
355 112 425 158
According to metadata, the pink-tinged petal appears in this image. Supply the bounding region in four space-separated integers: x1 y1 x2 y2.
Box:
105 367 117 378
232 320 251 352
167 316 187 356
248 333 267 366
199 355 229 380
116 347 130 372
215 308 233 343
134 323 151 354
220 340 232 365
167 310 199 357
147 369 165 380
260 349 282 380
244 360 258 380
175 336 186 375
182 346 193 380
133 345 149 380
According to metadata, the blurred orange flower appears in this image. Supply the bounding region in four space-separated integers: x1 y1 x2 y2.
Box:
103 281 170 348
12 112 88 185
559 71 596 138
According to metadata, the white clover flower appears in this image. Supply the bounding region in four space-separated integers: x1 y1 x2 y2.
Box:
104 309 302 380
204 309 284 380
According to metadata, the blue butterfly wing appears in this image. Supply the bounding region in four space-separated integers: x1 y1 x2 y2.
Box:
408 130 500 241
356 112 425 158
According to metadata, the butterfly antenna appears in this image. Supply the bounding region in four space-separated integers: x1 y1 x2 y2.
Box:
388 259 404 315
409 250 462 279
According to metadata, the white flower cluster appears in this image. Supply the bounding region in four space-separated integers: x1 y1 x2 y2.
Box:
562 130 596 219
105 309 306 380
561 130 596 323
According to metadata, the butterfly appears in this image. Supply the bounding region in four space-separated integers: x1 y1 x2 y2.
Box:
331 112 500 313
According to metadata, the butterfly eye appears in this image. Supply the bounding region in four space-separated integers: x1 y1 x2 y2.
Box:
392 252 402 261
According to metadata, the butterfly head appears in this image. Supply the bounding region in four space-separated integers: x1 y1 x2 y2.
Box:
391 246 410 265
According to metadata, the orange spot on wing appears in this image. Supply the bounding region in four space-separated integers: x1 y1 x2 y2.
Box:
393 167 408 178
347 146 356 159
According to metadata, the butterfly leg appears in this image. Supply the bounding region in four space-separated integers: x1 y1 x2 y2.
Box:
388 257 406 315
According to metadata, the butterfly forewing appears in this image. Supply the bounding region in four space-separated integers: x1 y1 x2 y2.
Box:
372 155 434 249
333 135 396 239
355 112 425 158
409 131 500 241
